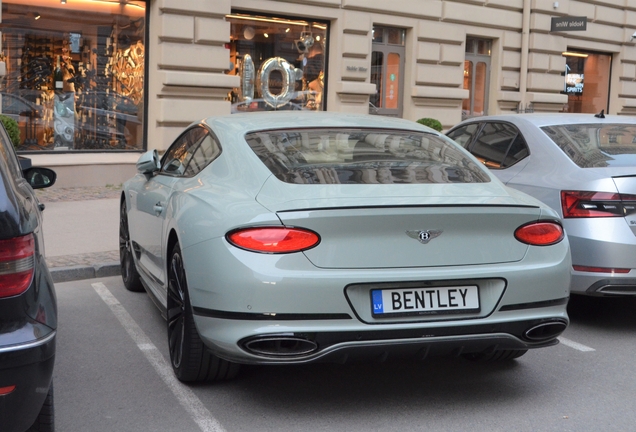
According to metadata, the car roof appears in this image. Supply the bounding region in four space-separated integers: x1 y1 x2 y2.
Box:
456 113 635 128
203 111 437 135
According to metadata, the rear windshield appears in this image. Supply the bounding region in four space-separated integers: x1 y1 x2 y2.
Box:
244 128 490 185
541 123 636 168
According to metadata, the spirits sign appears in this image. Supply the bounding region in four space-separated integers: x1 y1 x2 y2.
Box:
564 64 584 94
551 16 587 32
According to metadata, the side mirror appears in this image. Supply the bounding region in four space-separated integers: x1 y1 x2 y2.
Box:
136 150 160 175
23 167 57 189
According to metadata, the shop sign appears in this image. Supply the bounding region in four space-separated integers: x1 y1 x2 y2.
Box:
564 65 584 94
345 65 368 73
551 16 587 32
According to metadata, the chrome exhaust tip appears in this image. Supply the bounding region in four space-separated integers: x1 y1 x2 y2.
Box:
244 336 318 357
524 321 567 342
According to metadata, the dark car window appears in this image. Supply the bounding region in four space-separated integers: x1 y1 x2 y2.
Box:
541 123 636 168
447 123 480 148
160 127 208 176
502 133 529 168
184 133 221 177
244 128 490 185
469 122 519 169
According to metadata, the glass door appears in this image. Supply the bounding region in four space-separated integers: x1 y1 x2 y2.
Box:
370 26 405 117
462 38 491 120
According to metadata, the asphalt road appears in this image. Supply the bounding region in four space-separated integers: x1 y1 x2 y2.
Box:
54 276 636 432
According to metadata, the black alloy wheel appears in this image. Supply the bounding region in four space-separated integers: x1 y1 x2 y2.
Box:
166 242 240 382
119 199 143 292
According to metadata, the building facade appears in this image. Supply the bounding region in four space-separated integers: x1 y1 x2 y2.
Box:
1 0 635 185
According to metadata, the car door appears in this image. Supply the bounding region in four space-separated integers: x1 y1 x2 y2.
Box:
449 121 530 184
132 126 208 287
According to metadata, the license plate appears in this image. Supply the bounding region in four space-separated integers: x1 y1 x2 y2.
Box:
371 285 480 316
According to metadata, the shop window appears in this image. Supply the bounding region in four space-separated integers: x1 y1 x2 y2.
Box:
0 1 146 152
370 26 405 117
463 38 491 120
561 51 611 114
226 12 328 113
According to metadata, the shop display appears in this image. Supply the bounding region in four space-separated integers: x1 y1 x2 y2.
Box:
0 1 146 151
227 13 328 112
238 54 255 103
256 57 303 109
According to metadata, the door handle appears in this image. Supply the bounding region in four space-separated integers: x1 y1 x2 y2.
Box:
154 203 163 215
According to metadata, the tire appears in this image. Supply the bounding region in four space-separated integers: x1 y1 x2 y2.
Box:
119 199 144 292
167 242 240 382
27 383 54 432
462 349 528 362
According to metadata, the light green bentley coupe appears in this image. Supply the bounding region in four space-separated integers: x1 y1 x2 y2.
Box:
120 112 571 382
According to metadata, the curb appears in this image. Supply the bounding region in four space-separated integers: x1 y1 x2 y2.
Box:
50 262 121 283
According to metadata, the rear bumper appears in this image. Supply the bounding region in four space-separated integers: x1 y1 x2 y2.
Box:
571 270 636 296
0 333 55 432
194 312 568 365
567 219 636 295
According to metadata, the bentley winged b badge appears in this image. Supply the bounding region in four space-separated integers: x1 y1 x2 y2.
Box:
406 230 443 244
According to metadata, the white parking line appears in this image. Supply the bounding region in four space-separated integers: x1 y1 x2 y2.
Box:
92 282 226 432
558 336 596 352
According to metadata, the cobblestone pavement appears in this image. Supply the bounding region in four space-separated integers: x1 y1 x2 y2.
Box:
36 185 122 203
41 185 121 273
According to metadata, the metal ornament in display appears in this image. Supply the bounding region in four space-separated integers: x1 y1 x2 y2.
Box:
256 57 303 109
406 230 443 244
239 54 255 102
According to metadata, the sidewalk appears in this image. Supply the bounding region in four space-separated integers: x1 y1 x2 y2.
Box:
38 185 123 283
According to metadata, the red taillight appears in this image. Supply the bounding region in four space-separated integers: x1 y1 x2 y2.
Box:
514 221 564 246
561 191 636 218
0 385 16 396
227 227 320 253
573 265 631 274
0 234 35 298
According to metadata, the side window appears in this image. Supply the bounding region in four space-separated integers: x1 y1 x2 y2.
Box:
469 122 518 169
447 123 480 148
502 133 529 167
160 127 207 176
183 134 221 177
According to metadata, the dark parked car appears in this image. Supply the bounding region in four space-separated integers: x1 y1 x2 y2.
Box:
0 123 57 431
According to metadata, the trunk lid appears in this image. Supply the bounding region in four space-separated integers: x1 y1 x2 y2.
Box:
279 205 538 269
257 178 542 269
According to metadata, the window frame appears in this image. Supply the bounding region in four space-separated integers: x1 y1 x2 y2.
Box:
448 121 530 170
158 124 222 178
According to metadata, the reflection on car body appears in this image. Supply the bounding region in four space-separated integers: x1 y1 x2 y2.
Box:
448 113 636 297
120 112 570 383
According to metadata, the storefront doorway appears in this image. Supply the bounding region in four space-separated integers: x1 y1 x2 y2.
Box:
370 26 405 117
561 50 611 114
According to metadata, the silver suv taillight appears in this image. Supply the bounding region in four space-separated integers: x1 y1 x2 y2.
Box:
0 234 35 298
